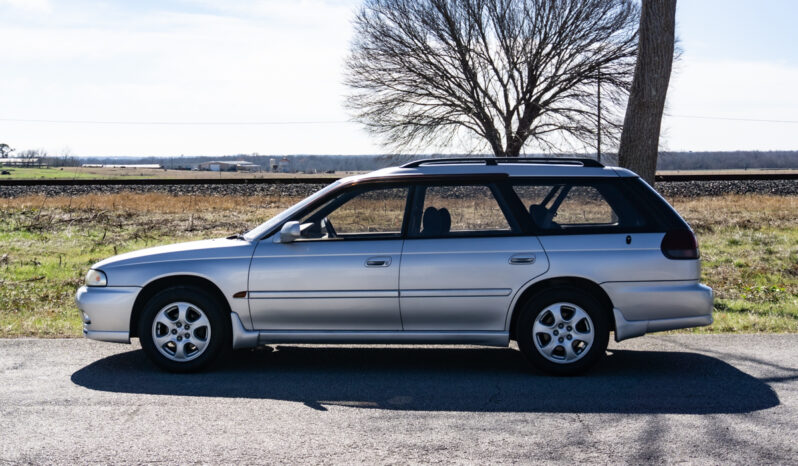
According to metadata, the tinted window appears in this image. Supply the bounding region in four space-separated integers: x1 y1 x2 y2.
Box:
297 185 408 240
511 180 647 233
410 184 515 237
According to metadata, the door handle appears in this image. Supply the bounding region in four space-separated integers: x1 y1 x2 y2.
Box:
365 256 392 267
509 254 536 265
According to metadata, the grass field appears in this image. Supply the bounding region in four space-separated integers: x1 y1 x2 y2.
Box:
1 192 796 337
0 166 346 180
0 167 143 180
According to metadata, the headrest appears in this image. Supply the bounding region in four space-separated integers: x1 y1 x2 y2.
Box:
438 208 451 233
422 206 440 235
529 204 549 226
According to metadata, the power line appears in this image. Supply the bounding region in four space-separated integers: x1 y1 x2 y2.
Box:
0 117 350 126
1 114 797 125
665 114 798 124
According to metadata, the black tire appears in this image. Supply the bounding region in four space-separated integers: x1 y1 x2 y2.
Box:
516 286 610 376
138 286 230 373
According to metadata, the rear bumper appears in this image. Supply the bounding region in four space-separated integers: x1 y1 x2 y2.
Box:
612 309 713 341
602 281 714 341
75 285 140 344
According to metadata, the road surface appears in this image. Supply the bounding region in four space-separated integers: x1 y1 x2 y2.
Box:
1 335 796 464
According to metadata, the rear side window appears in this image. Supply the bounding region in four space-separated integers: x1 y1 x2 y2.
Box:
511 179 651 234
409 184 517 237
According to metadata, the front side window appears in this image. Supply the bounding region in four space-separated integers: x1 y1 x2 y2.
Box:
296 185 409 240
511 180 647 233
409 184 515 237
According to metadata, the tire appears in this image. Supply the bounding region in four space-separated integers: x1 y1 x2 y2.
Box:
138 286 230 373
516 286 610 376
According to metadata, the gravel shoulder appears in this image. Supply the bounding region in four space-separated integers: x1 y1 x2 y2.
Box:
2 179 798 198
1 335 797 464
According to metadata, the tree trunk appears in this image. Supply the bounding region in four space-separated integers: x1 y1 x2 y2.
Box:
618 0 676 184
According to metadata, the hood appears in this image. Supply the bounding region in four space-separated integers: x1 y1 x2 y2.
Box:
93 237 254 270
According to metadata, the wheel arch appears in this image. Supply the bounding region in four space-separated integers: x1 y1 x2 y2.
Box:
508 276 615 341
129 275 231 338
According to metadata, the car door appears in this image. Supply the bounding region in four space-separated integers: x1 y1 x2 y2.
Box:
248 184 409 330
399 182 549 331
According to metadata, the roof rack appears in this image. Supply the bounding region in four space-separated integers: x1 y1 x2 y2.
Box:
400 157 603 169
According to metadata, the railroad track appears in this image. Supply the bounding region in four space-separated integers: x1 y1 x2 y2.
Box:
2 171 797 186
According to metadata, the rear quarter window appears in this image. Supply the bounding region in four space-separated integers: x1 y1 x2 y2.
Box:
510 178 659 234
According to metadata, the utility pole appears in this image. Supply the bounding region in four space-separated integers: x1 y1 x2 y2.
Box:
597 67 602 164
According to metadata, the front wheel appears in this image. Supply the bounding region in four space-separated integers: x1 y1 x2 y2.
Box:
516 287 610 376
138 286 230 372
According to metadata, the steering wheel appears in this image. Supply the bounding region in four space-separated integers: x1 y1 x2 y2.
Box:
321 217 337 238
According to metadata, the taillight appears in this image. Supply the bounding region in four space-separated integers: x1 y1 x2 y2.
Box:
661 230 699 259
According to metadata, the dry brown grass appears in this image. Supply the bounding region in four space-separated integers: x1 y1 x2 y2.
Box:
1 192 306 214
670 194 798 232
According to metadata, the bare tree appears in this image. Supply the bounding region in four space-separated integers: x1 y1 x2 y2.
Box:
18 149 46 158
618 0 676 183
346 0 639 157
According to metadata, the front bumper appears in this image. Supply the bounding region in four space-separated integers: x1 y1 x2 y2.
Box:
75 285 141 343
601 280 714 341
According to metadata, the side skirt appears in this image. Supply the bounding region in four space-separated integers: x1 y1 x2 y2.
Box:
230 313 509 349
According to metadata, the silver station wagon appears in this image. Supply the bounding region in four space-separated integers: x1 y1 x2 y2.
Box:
76 158 713 375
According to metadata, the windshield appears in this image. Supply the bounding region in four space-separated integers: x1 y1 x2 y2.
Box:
243 181 342 241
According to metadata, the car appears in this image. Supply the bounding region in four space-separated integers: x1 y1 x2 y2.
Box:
76 158 713 375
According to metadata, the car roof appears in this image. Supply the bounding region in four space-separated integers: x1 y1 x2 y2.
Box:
342 158 637 184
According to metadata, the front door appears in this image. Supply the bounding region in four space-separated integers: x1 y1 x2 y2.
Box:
248 184 409 330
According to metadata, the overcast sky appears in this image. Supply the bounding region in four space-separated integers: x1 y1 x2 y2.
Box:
0 0 796 157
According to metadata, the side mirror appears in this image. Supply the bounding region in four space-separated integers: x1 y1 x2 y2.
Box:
275 221 301 243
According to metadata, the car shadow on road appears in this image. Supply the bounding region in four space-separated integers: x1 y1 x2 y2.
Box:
71 345 779 414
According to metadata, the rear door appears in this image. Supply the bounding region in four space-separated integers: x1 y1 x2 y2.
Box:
398 182 549 331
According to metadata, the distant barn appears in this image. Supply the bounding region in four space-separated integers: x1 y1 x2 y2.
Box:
197 161 260 172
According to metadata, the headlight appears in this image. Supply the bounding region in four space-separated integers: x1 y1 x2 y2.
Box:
85 269 107 287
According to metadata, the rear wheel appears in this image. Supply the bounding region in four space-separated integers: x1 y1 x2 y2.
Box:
516 287 609 375
138 286 230 372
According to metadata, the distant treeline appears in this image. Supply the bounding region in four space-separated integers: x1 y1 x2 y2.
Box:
655 151 798 170
76 151 798 172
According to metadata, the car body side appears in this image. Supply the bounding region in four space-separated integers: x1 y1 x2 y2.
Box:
76 164 713 348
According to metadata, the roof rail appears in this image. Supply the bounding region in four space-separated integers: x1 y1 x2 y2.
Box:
400 157 603 169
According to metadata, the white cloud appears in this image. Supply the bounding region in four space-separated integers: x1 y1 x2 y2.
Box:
0 0 51 13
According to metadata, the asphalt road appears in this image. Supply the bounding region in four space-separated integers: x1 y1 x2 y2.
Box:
1 335 796 464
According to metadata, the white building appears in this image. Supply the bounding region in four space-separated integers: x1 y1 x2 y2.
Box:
197 161 260 172
1 157 43 167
